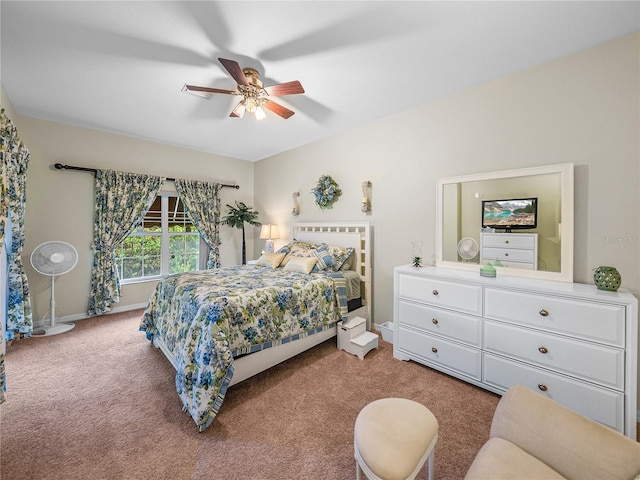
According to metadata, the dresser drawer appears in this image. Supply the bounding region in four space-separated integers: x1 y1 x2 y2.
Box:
398 274 481 315
483 353 624 432
482 247 535 264
398 300 481 346
484 288 625 347
397 326 481 380
490 260 534 270
484 320 624 390
482 234 536 249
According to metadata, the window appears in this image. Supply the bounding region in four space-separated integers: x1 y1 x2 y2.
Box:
116 194 205 283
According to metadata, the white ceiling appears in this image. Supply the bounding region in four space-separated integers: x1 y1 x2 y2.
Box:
2 1 639 162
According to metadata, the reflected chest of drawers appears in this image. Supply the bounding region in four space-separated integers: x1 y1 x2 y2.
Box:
480 232 538 269
393 265 638 439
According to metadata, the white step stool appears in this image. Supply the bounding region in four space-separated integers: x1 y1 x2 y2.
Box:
337 316 378 360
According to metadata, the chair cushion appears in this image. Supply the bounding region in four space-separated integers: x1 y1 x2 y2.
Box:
490 385 640 479
354 398 438 480
464 438 566 480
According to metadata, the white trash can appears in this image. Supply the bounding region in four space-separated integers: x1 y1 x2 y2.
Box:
377 322 394 344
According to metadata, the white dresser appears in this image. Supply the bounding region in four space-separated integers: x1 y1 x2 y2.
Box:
393 265 638 439
480 232 538 269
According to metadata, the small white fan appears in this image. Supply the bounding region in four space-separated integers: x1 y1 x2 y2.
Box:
457 237 479 262
30 241 79 336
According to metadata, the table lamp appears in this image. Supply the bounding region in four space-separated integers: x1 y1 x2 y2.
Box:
260 224 280 253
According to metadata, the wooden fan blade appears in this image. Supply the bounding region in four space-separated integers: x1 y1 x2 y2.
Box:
263 99 295 119
218 58 249 86
183 84 239 95
264 80 305 97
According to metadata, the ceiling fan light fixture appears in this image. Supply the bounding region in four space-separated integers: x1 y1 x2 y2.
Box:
255 106 266 121
232 101 246 118
245 96 259 113
185 58 304 120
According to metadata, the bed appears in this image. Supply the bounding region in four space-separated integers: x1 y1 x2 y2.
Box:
140 222 372 431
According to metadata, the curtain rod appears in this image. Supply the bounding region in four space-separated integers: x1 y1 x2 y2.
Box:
53 163 240 189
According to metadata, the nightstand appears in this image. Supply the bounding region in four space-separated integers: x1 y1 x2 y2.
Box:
337 316 378 360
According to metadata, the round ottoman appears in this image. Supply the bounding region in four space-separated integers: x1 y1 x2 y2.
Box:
354 398 438 480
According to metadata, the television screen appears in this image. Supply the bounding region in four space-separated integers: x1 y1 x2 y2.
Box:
482 197 537 230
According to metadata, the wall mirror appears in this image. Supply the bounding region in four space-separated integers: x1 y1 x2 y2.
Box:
436 163 574 282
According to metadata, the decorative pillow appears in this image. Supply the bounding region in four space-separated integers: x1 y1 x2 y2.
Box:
288 241 317 255
277 240 317 253
339 251 355 271
321 244 355 272
312 244 335 272
276 243 292 255
278 241 317 266
283 255 318 274
255 252 286 269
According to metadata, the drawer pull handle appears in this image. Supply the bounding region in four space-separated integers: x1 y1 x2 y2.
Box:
432 318 439 325
432 290 439 296
431 347 438 353
538 346 548 354
505 240 509 244
538 384 548 392
504 253 509 257
539 309 549 317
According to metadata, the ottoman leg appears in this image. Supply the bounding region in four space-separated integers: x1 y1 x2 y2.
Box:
428 450 434 480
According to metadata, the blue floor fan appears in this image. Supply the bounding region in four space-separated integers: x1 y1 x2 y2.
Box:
29 241 78 336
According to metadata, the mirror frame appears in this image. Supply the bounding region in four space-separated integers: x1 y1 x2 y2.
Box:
436 163 574 282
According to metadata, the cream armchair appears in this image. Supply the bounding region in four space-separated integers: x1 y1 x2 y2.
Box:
465 385 640 480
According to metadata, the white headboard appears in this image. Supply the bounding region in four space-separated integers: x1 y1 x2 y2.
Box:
292 222 372 326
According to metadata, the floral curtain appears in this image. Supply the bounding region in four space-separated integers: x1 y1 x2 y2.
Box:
1 108 33 403
87 169 164 316
174 179 222 269
0 114 8 244
0 114 7 405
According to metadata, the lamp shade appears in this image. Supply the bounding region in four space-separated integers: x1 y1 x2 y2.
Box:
260 224 280 239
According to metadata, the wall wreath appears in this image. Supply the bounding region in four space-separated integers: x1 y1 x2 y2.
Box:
312 174 342 209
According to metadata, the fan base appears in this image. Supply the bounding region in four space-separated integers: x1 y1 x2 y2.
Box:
32 323 75 337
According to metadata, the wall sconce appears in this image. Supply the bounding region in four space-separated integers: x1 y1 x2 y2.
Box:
361 181 372 212
292 192 300 216
260 224 280 253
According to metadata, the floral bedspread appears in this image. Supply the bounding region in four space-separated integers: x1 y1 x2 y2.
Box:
140 265 347 431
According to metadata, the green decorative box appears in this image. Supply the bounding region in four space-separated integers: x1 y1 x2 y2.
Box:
480 262 496 278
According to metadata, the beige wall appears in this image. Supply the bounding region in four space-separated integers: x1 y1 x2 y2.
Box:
16 118 254 321
255 33 640 325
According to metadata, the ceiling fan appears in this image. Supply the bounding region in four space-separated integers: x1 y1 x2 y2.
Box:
183 58 305 120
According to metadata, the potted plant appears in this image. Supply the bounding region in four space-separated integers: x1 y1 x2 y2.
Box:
222 201 261 265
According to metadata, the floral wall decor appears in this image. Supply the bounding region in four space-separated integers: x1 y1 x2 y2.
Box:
312 174 341 209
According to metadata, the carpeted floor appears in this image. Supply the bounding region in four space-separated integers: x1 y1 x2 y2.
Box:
1 309 501 479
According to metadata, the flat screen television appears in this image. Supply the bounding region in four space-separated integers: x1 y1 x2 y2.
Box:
481 197 537 232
